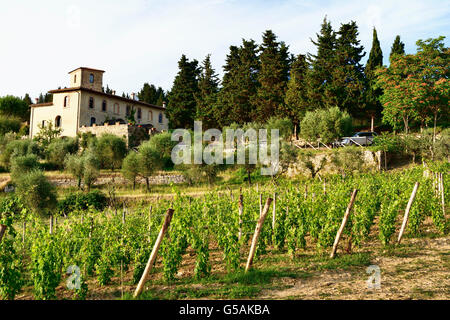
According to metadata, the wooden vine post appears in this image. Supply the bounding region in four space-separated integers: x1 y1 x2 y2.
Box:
0 224 6 243
259 193 263 216
49 215 53 235
245 197 273 272
330 189 358 258
238 190 243 241
272 192 276 230
134 208 175 298
397 182 420 244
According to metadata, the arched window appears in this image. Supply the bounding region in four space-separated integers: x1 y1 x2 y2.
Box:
159 113 163 123
89 74 94 83
89 97 94 109
64 96 68 107
148 110 153 121
90 117 96 126
55 116 61 128
137 108 142 119
102 100 107 112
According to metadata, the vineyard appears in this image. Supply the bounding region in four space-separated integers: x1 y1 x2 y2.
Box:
0 166 448 300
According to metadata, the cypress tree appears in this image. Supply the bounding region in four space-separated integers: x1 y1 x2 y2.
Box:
390 35 405 62
195 54 220 129
305 17 337 110
138 83 158 104
326 21 366 118
365 28 384 129
166 54 200 129
252 30 291 122
284 54 309 135
217 40 259 127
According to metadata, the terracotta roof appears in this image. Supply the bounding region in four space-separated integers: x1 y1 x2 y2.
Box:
47 86 166 110
30 102 53 108
68 67 105 74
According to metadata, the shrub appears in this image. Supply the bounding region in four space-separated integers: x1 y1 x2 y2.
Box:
57 190 108 216
15 170 57 216
46 137 79 169
10 154 40 181
300 107 352 144
64 148 100 191
0 116 21 135
147 132 176 169
96 134 127 171
331 146 366 176
0 138 41 168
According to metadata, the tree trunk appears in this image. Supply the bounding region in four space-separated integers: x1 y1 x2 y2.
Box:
433 112 438 144
0 224 7 243
133 179 136 190
370 114 375 132
145 177 150 192
247 171 252 186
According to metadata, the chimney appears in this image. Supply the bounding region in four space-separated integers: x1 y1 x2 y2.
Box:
35 98 39 104
112 90 116 95
162 101 166 108
131 92 136 100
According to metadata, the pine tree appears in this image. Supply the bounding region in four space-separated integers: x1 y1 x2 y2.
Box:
326 21 366 118
23 93 32 105
252 30 291 122
217 40 259 127
138 83 159 104
195 54 220 129
390 35 405 62
166 54 200 129
284 54 309 135
305 17 337 110
365 28 384 129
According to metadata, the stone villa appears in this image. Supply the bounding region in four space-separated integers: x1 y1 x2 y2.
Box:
29 67 169 140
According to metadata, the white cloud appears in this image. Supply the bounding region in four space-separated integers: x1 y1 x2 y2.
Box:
0 0 448 99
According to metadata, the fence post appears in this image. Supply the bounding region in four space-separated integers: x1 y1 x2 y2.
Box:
238 190 243 241
245 197 273 272
134 208 175 298
397 182 420 244
272 192 276 230
330 189 358 258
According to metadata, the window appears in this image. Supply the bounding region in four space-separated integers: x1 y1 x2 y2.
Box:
41 120 46 128
126 105 131 116
64 96 68 107
55 116 61 128
102 100 107 112
159 113 163 124
89 74 94 83
74 74 77 83
137 108 142 119
114 103 119 114
148 110 153 121
89 97 94 109
90 117 96 126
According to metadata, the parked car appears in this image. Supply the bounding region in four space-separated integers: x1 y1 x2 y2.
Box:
339 132 378 146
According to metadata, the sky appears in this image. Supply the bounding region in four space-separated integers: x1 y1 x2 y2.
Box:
0 0 448 100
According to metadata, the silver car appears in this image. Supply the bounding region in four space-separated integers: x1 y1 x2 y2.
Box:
340 132 378 146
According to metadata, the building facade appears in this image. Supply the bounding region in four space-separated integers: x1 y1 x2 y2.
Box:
29 67 169 139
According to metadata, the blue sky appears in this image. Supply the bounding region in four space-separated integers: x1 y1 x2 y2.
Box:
0 0 448 100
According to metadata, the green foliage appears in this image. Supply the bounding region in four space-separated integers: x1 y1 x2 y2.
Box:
0 95 29 120
46 137 79 169
57 190 108 216
10 154 40 181
96 134 127 171
0 235 23 300
331 147 366 176
15 170 57 216
300 107 353 144
121 151 140 189
137 141 164 191
147 132 176 169
0 138 40 168
0 116 21 135
64 148 100 191
33 121 62 150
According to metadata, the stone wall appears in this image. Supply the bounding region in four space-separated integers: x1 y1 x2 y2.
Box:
78 122 150 147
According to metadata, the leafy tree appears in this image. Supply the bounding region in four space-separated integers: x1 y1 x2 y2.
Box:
147 132 176 169
195 54 220 129
365 28 384 129
0 138 40 168
33 120 62 150
15 170 57 216
64 148 100 191
10 154 40 181
0 116 21 135
121 151 140 190
64 155 85 189
96 134 127 171
389 35 405 62
0 95 29 120
252 30 291 122
137 141 164 191
46 137 79 169
166 55 200 129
